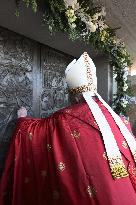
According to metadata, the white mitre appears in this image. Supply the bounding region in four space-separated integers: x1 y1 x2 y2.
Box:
65 53 97 95
65 52 136 180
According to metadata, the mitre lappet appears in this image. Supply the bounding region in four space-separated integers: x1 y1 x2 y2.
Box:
65 52 136 179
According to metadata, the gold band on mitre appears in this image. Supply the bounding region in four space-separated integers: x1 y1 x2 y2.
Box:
69 84 97 94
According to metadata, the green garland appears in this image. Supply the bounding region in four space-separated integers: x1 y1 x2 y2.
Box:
15 0 132 115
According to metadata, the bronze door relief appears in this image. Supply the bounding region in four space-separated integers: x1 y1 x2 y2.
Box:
0 28 73 175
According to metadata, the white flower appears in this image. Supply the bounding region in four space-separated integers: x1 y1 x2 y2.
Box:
123 68 128 80
124 67 128 72
80 16 86 22
77 12 87 23
123 76 127 81
113 74 117 79
92 13 99 21
66 8 77 24
113 39 117 44
120 58 125 63
115 39 122 46
98 20 104 27
121 98 128 107
123 83 128 91
94 23 98 29
80 31 89 36
68 15 77 23
88 17 93 22
85 20 96 32
66 9 75 17
123 98 128 103
89 22 97 32
71 23 76 28
122 103 127 108
98 20 105 30
73 0 77 5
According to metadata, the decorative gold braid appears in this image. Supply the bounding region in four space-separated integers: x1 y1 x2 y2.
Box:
83 52 94 85
69 84 96 94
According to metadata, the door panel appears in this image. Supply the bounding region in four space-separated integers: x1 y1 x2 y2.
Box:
40 47 72 117
0 27 73 175
0 28 34 142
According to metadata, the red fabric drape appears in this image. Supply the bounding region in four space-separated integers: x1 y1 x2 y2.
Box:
1 99 136 205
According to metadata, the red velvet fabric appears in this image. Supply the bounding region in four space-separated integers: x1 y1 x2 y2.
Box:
1 99 136 205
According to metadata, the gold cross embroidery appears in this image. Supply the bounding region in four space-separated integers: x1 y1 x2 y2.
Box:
71 130 80 139
87 185 96 198
58 162 65 172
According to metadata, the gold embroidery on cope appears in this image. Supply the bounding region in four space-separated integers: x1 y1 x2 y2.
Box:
87 185 96 198
28 132 33 140
122 141 128 149
71 130 80 139
47 144 52 151
58 162 65 172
